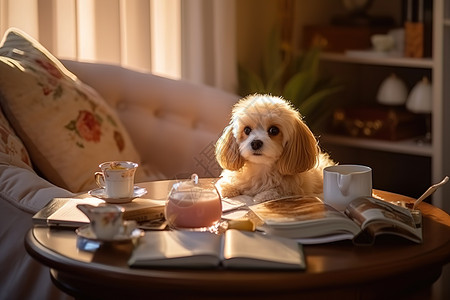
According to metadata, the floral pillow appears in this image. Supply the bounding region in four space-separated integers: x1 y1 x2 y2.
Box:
0 28 141 192
0 106 33 170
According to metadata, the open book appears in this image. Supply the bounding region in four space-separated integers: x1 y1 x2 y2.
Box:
33 196 246 228
32 197 165 228
250 196 422 245
128 229 306 270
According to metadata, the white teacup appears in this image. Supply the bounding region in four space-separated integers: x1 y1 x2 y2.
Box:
95 161 138 199
323 165 372 211
77 204 125 240
371 34 395 52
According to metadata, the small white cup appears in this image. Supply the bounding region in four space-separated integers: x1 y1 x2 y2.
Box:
371 34 395 52
95 161 138 199
323 165 372 211
77 204 125 240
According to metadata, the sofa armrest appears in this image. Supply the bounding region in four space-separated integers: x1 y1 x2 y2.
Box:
0 164 74 214
0 164 74 299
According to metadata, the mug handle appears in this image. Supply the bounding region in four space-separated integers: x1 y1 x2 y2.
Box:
337 174 352 196
94 172 106 189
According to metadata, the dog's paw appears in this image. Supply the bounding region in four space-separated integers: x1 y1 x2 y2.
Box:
253 189 281 203
217 183 241 198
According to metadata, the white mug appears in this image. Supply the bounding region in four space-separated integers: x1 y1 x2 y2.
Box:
95 161 138 199
323 165 372 211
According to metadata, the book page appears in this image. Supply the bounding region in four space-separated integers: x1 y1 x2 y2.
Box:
346 197 416 228
222 230 305 269
119 198 165 222
221 196 247 212
297 233 355 244
128 231 222 268
47 198 103 226
44 197 165 227
120 198 165 211
346 197 422 244
250 196 346 225
249 196 361 242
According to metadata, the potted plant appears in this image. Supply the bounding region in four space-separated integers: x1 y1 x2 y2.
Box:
238 28 342 132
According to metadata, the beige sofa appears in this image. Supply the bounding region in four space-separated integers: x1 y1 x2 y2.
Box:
0 30 238 299
62 60 238 181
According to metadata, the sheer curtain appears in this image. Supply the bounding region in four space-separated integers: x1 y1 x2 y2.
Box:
181 0 236 92
0 0 237 93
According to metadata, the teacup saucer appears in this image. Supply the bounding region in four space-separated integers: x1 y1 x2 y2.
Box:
76 223 144 243
88 186 147 203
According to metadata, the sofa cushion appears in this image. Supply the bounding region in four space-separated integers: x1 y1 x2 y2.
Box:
0 106 33 170
0 28 141 192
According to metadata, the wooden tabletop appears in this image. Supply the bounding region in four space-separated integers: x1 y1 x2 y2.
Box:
25 186 450 300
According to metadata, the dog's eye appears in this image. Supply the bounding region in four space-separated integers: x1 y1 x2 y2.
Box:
268 126 279 136
244 126 252 135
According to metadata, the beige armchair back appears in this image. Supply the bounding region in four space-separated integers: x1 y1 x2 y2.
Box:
62 60 239 180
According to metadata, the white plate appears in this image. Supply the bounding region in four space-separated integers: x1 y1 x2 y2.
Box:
88 186 147 203
76 224 144 243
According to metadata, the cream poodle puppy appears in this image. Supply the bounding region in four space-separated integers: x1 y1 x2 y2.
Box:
215 94 334 202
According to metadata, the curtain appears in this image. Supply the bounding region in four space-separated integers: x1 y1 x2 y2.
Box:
181 0 237 93
0 0 237 93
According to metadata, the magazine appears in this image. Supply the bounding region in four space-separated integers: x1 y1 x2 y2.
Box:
32 197 165 228
128 229 306 269
250 196 422 245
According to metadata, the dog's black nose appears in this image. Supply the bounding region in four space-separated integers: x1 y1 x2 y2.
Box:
251 139 263 150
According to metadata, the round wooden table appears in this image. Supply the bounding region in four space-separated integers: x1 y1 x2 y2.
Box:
25 182 450 300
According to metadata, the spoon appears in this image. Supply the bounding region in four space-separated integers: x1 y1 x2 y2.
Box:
413 176 449 209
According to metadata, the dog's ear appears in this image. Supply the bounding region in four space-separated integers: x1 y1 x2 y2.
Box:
215 125 245 171
277 117 318 175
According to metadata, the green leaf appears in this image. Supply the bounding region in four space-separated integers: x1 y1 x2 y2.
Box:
262 27 283 84
107 114 117 127
237 25 342 129
282 70 310 103
298 46 321 71
238 64 266 96
298 85 343 117
53 85 63 99
65 120 76 131
265 58 289 96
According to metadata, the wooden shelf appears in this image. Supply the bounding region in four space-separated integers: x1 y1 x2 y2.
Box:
321 52 434 69
320 134 433 157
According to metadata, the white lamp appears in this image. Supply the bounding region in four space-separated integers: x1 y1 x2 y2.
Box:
406 77 432 143
406 77 432 113
377 73 408 106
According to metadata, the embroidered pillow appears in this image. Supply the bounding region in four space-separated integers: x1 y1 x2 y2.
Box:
0 28 141 192
0 106 33 170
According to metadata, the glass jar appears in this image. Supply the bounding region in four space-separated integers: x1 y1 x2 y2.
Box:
165 174 222 229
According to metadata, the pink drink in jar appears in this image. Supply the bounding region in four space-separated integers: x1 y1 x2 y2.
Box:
165 190 222 228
